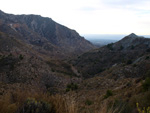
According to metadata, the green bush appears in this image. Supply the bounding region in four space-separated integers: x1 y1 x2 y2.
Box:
51 68 55 72
145 70 150 78
19 98 53 113
85 99 93 106
145 56 150 60
19 54 24 60
142 77 150 91
126 60 132 65
131 45 135 50
66 83 78 92
120 45 124 50
136 103 150 113
133 64 137 67
0 54 16 70
104 90 113 99
107 43 114 50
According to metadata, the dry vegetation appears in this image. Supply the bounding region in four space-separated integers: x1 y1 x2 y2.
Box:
0 89 78 113
0 90 124 113
1 11 150 113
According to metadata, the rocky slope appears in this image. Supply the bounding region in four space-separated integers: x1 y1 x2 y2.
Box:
0 10 95 58
1 10 150 113
71 33 150 78
65 34 150 113
0 10 93 93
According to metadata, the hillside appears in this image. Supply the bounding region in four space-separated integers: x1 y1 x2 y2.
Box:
0 10 94 98
0 10 94 94
71 33 150 78
0 10 95 58
65 33 150 113
0 10 150 113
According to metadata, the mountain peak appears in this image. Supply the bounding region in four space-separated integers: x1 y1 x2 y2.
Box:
128 33 138 38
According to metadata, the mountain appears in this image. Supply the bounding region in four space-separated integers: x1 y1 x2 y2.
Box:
65 33 150 113
0 10 95 58
71 33 150 78
113 33 146 49
1 10 150 113
0 10 95 93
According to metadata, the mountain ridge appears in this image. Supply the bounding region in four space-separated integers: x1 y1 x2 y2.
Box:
0 10 95 59
1 10 150 113
71 33 150 78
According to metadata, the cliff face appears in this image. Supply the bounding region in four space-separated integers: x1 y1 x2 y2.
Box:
0 10 95 58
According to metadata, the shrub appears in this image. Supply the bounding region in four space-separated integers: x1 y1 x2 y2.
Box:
19 98 52 113
85 99 93 106
107 43 114 50
142 77 150 91
19 54 23 60
136 103 150 113
0 54 16 70
66 83 78 92
131 45 135 50
120 45 124 50
133 64 137 67
145 70 150 78
51 68 55 72
104 90 113 99
145 56 150 60
126 60 132 65
0 90 78 113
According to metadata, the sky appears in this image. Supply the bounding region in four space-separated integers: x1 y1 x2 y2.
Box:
0 0 150 35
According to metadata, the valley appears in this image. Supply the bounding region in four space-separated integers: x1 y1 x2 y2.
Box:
0 10 150 113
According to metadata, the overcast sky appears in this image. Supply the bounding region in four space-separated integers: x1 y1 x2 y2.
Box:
0 0 150 35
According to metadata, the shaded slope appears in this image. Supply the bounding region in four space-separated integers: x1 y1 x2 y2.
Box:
0 10 86 93
0 10 95 58
71 33 150 78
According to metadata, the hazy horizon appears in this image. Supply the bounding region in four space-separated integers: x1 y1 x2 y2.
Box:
83 34 150 40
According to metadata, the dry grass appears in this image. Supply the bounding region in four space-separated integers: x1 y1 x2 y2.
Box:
0 93 17 113
0 89 78 113
0 83 145 113
0 89 123 113
96 100 124 113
